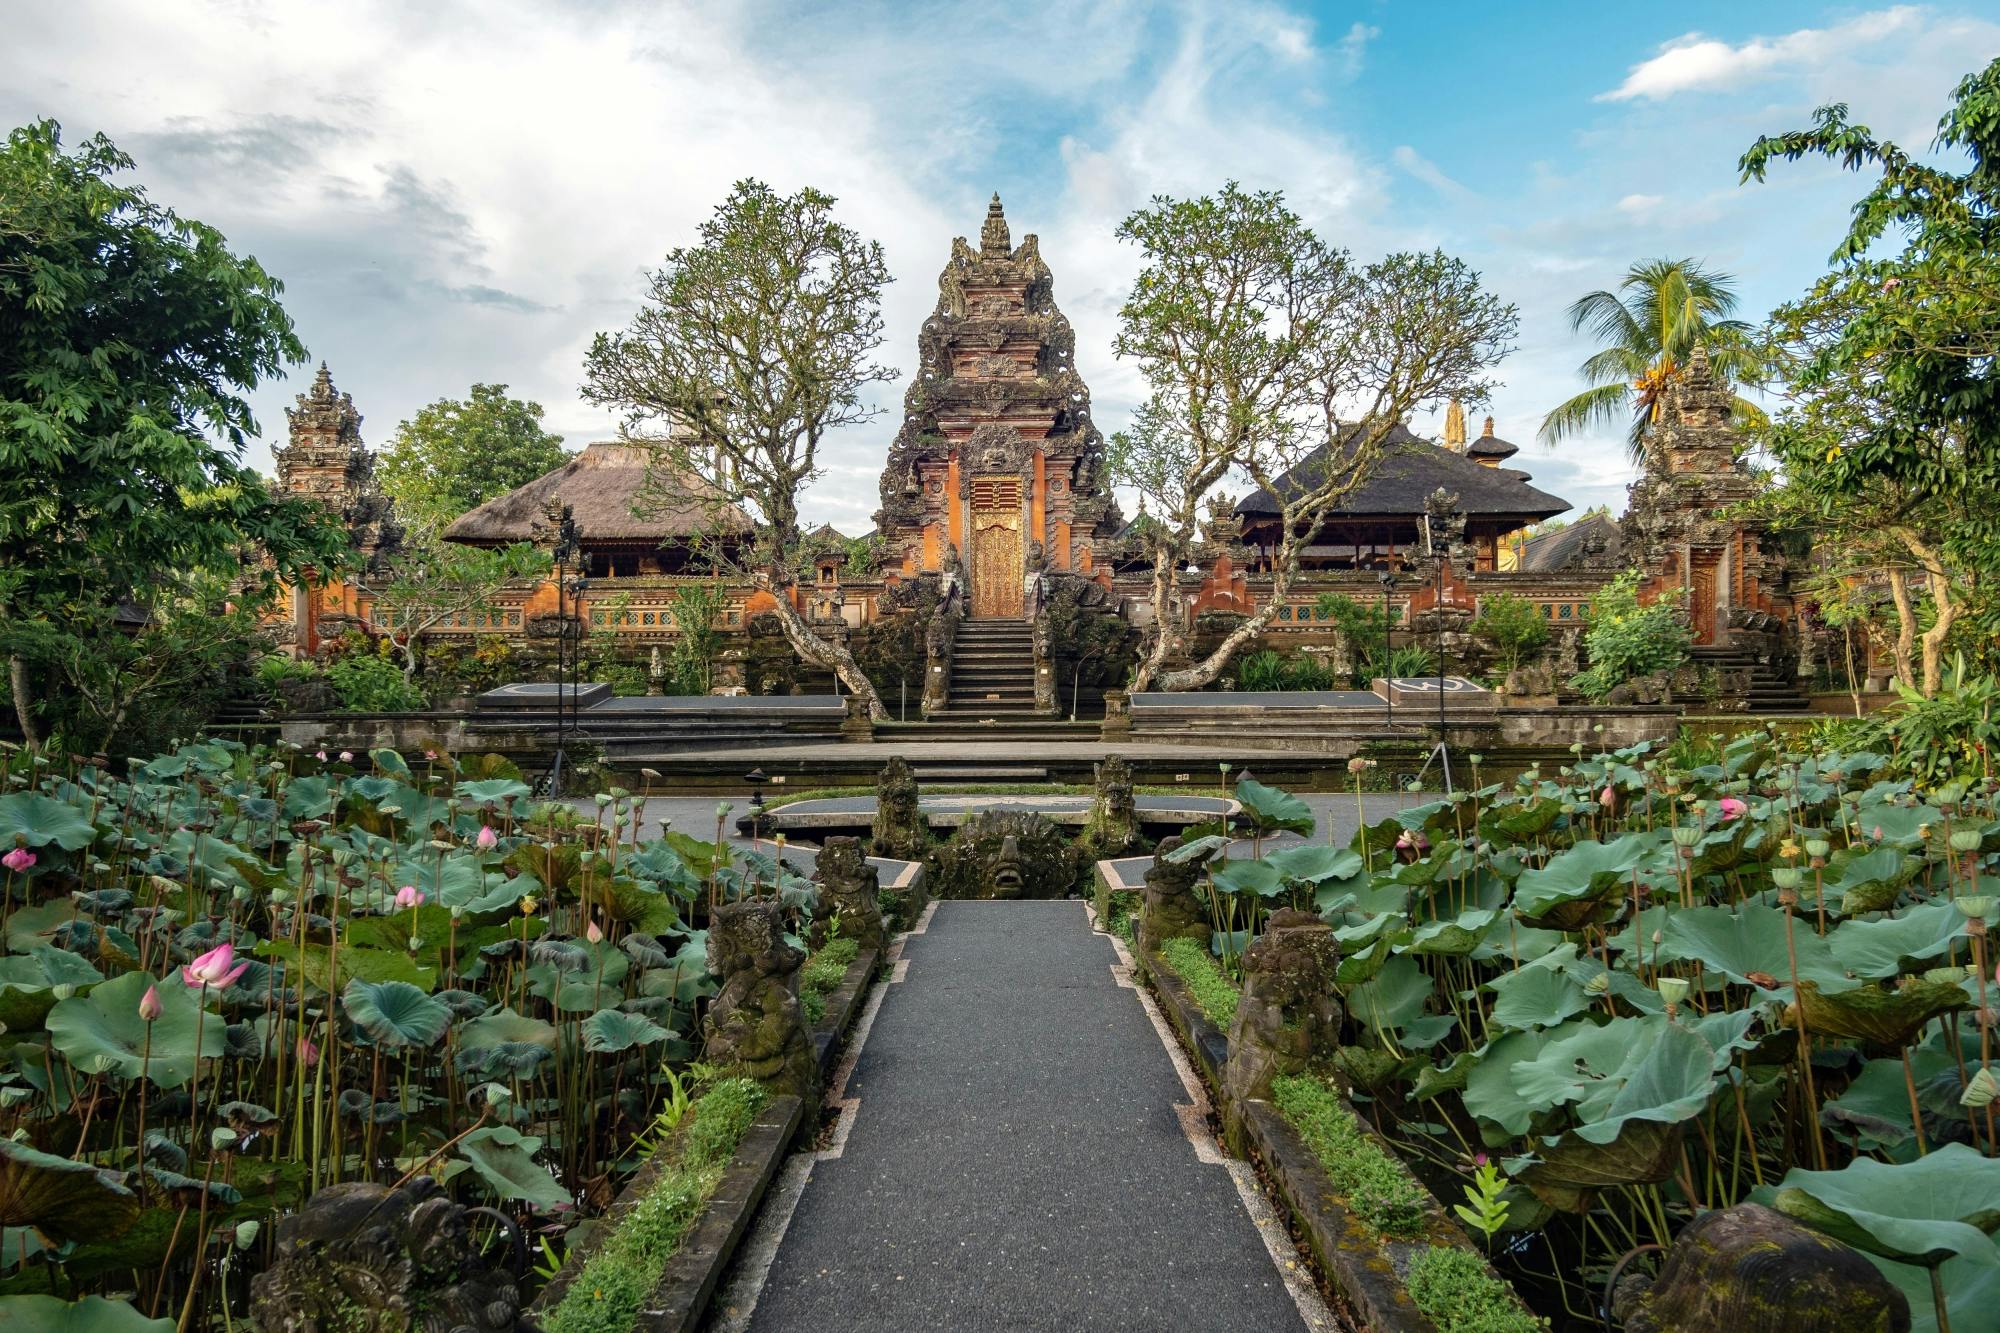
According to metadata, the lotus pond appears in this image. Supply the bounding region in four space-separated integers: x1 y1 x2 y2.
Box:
0 740 810 1329
1165 739 2000 1332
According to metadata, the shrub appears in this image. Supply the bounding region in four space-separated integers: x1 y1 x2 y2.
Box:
798 936 861 1025
1237 649 1335 692
1471 592 1548 674
1406 1246 1544 1333
323 652 428 712
1269 1074 1429 1237
1570 570 1689 701
1160 937 1239 1028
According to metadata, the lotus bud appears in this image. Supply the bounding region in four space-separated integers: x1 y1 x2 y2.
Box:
585 918 604 945
139 985 163 1022
1584 972 1610 996
475 825 498 851
1718 798 1748 821
1804 838 1831 860
394 885 424 909
182 942 248 990
1950 829 1983 853
1469 753 1484 765
338 751 353 763
1955 896 1995 921
296 1037 320 1067
235 1220 261 1249
1656 977 1690 1009
1347 757 1368 774
1771 867 1805 890
1671 825 1703 848
315 750 327 761
1961 1066 1999 1109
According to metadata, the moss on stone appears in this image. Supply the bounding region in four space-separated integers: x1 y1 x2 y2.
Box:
1159 936 1239 1028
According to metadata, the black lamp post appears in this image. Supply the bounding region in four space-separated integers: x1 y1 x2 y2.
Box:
546 507 581 797
746 767 769 846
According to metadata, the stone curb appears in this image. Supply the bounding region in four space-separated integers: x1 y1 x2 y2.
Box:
1139 944 1530 1333
637 1093 805 1332
811 945 880 1077
529 1094 804 1327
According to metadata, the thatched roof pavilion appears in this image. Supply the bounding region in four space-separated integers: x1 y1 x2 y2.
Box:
443 441 751 576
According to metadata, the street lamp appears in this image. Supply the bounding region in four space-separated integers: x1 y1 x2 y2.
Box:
745 767 769 846
1376 569 1395 728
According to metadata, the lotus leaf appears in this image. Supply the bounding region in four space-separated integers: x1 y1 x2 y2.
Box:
1464 1025 1576 1139
1512 1117 1685 1212
254 941 435 994
1661 903 1856 995
601 877 682 935
0 1295 175 1331
1406 908 1500 957
1513 1016 1721 1145
1512 833 1666 929
457 1006 559 1054
1794 977 1968 1046
456 1041 554 1079
1760 1144 2000 1268
1820 1050 1957 1149
139 1166 242 1206
342 979 451 1047
454 1125 570 1209
1487 958 1593 1030
1345 955 1434 1034
1825 846 1925 915
1830 902 1967 979
580 1009 672 1053
1211 858 1284 898
0 1139 139 1242
0 793 98 851
1233 778 1313 836
455 778 532 806
1163 835 1231 865
46 972 222 1089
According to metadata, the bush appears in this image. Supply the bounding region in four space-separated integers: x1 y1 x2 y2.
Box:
1160 937 1240 1028
1570 570 1689 701
799 936 861 1025
1471 592 1548 674
1406 1246 1544 1333
1825 654 2000 784
1237 649 1336 692
323 651 428 712
1269 1074 1429 1238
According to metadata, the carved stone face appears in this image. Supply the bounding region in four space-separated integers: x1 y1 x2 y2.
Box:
992 834 1025 898
929 808 1076 900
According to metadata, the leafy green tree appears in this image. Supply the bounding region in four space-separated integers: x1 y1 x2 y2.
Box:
1741 57 2000 662
582 180 895 718
1537 258 1765 458
1112 183 1516 692
1571 571 1690 700
356 541 548 680
1470 591 1549 675
0 119 346 747
376 384 569 538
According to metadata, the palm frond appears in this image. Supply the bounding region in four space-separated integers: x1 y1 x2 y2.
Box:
1538 382 1633 446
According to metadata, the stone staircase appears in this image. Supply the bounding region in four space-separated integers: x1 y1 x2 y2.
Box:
934 618 1042 720
1692 645 1811 713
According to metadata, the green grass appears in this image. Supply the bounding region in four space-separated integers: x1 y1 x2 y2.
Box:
799 936 861 1025
543 1077 768 1333
1269 1074 1430 1239
1158 937 1240 1029
1406 1245 1544 1332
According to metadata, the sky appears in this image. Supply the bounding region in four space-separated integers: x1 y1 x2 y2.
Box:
6 1 1997 534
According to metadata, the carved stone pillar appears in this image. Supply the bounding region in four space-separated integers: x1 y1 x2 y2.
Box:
1222 909 1342 1110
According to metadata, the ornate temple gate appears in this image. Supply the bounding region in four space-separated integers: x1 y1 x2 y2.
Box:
970 476 1024 618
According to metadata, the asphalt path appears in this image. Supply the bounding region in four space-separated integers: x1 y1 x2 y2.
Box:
738 901 1321 1333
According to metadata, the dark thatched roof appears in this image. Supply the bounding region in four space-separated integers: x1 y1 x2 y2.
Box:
1465 418 1520 462
1518 512 1622 571
443 441 751 547
1234 422 1568 524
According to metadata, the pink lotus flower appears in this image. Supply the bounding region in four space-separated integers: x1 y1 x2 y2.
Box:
138 985 163 1022
424 749 438 761
182 942 249 990
1 848 34 874
1718 798 1748 821
338 750 353 763
314 749 327 761
296 1037 320 1067
475 825 498 851
585 918 604 944
394 885 424 910
1599 784 1617 811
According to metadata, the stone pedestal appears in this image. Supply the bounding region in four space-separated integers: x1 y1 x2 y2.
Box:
704 898 817 1100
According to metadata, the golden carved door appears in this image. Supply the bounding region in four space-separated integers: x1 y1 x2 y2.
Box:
970 477 1024 618
1690 564 1718 645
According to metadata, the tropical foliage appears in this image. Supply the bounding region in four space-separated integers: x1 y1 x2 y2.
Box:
0 740 816 1324
1569 571 1690 701
375 384 570 540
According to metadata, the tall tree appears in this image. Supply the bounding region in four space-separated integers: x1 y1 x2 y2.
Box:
1741 57 2000 654
0 120 347 747
376 383 569 539
1537 258 1764 458
581 180 895 717
1112 184 1516 692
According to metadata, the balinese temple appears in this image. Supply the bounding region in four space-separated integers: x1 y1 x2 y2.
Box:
443 440 749 577
874 195 1122 617
1232 417 1566 574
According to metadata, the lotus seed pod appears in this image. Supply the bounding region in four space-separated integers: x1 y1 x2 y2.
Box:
1584 972 1610 995
1950 828 1983 853
1955 896 1996 921
211 1127 240 1151
1923 965 1972 985
1772 868 1805 890
1804 838 1831 859
1961 1065 1999 1109
1672 825 1703 847
1656 977 1690 1007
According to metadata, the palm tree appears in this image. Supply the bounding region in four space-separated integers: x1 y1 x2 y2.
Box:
1538 258 1764 460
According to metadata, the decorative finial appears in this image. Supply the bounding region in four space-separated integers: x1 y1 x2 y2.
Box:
311 361 335 397
980 193 1010 256
1442 398 1467 449
1482 416 1495 437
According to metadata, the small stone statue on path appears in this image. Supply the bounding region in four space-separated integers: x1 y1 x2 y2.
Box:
1079 755 1147 861
870 757 929 862
1137 835 1211 956
704 897 818 1100
816 834 886 953
1223 909 1343 1108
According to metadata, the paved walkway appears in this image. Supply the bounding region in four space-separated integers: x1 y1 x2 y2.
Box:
720 901 1334 1333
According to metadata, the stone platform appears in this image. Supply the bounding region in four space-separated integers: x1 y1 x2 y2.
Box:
749 792 1237 842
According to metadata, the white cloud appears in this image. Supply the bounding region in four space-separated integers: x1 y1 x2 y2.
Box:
1393 145 1472 201
1336 21 1379 77
1616 192 1664 215
1599 7 1922 101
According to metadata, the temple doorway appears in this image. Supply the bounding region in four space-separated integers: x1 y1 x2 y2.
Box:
970 476 1024 618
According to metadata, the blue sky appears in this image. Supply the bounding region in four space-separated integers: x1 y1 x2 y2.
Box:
5 1 1997 531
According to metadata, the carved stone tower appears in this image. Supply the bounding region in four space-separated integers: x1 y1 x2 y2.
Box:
875 195 1119 618
275 363 400 562
1622 346 1789 646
